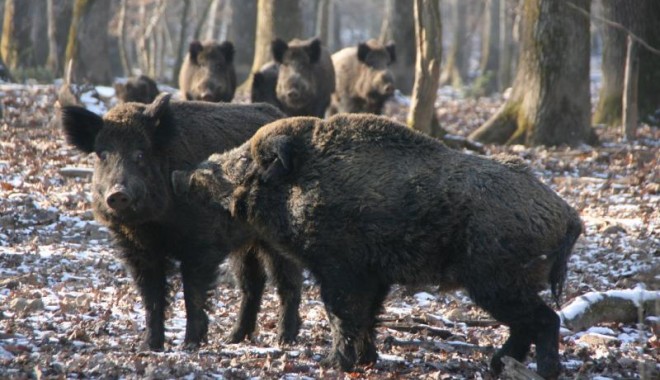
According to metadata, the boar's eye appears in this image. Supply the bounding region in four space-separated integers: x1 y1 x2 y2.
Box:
97 151 108 161
133 150 145 163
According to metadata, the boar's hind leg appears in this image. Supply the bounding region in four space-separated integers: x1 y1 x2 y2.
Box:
180 253 223 349
123 252 169 351
318 275 389 371
468 285 561 380
260 250 303 345
225 246 267 343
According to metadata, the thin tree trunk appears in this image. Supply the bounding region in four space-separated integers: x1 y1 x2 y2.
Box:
242 0 276 91
1 0 18 70
407 0 442 137
173 0 191 85
622 36 638 140
228 0 257 85
316 0 330 44
117 0 130 76
204 0 221 40
479 0 499 95
497 0 515 91
440 0 469 88
46 0 60 74
637 0 660 125
380 0 416 94
469 0 594 146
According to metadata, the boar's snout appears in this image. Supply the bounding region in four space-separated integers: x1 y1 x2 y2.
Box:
105 184 131 211
171 170 191 196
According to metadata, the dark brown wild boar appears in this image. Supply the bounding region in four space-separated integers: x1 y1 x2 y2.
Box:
327 40 396 115
251 61 280 108
179 40 237 102
173 114 583 379
114 75 160 104
59 94 302 350
272 37 335 117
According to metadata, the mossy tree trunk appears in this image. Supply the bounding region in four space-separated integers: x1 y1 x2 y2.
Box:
469 0 594 146
407 0 442 137
380 0 416 94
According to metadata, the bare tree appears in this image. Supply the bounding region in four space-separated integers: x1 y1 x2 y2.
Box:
407 0 442 137
469 0 594 146
380 0 416 94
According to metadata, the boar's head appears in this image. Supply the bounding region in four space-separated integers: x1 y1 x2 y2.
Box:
355 40 396 102
60 93 177 226
272 37 323 110
185 40 236 102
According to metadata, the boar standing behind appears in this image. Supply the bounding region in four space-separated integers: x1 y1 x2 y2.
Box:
251 61 280 108
114 75 160 104
59 94 302 350
179 40 237 102
174 114 583 379
272 37 335 117
327 40 396 115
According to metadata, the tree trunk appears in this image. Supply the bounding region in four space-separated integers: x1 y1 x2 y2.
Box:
46 0 60 74
497 0 515 91
638 0 660 125
315 0 330 45
65 0 112 84
622 36 639 140
1 0 18 70
440 0 469 88
478 0 499 95
407 0 442 137
228 0 257 85
204 0 222 41
173 0 191 85
273 0 302 42
469 0 594 147
117 0 130 77
380 0 416 94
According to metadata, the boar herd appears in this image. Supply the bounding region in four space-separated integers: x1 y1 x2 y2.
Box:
59 36 582 379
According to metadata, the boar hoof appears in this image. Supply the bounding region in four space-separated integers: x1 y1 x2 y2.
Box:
140 338 164 352
182 340 202 351
320 351 356 372
223 329 249 344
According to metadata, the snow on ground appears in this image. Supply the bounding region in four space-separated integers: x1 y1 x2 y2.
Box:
0 84 658 379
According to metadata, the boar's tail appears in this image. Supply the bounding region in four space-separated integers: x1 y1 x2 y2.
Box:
549 219 583 308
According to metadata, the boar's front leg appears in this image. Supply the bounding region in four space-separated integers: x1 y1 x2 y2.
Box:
121 248 169 351
225 246 267 343
317 272 389 371
180 250 222 349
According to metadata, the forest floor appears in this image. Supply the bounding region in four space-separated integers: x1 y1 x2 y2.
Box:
0 84 658 379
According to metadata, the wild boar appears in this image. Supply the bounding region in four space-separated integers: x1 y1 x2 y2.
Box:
179 40 237 102
59 94 302 350
114 75 160 104
272 37 335 117
250 61 280 108
173 114 583 379
327 40 396 115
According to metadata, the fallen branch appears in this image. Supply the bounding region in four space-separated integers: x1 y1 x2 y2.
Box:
382 335 495 355
559 288 660 331
59 167 94 178
380 322 453 339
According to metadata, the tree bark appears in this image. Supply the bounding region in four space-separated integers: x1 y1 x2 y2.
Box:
117 0 130 77
1 0 18 70
46 0 60 74
173 0 192 85
407 0 442 137
65 0 112 84
469 0 594 147
638 0 660 125
497 0 515 91
315 0 330 45
478 0 499 95
440 0 469 88
380 0 416 95
228 0 257 85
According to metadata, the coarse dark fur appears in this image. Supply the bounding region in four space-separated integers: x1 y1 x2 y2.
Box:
327 40 396 116
114 75 160 104
59 94 302 351
179 40 237 102
251 61 280 108
174 114 583 379
272 37 335 117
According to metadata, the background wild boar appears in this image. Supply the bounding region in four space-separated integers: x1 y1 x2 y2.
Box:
179 40 237 102
327 40 396 115
59 94 302 350
114 75 160 104
174 114 583 379
272 37 335 117
250 61 280 108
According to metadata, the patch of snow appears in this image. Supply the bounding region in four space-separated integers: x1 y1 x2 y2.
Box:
586 327 616 336
378 353 406 362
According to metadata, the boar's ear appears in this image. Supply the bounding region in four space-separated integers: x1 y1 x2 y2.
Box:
219 41 235 63
357 42 370 63
307 38 322 64
143 93 171 122
261 135 294 183
189 40 203 64
59 106 104 154
252 72 264 87
271 38 288 63
386 42 396 63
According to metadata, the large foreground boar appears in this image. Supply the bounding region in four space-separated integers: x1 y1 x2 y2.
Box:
59 94 302 350
272 37 335 117
173 114 582 379
327 40 396 115
179 40 237 102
